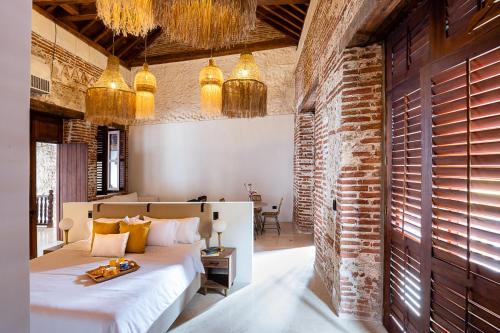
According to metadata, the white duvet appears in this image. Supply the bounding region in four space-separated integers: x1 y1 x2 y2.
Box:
30 240 204 333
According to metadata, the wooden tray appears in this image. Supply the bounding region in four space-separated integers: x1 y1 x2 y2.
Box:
86 261 140 283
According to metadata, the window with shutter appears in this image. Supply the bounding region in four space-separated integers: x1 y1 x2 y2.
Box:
430 45 500 332
388 82 424 333
96 126 107 195
96 126 127 196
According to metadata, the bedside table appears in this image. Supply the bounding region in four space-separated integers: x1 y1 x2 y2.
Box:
43 243 64 255
201 247 236 296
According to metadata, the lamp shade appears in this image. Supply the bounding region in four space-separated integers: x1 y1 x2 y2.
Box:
86 55 136 126
154 0 257 49
222 52 267 118
58 218 74 231
199 59 224 115
96 0 156 37
212 220 227 233
134 63 157 119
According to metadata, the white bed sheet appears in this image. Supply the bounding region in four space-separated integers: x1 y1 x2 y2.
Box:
30 240 204 333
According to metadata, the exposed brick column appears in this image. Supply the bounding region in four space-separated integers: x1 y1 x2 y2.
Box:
293 112 315 233
294 43 383 321
336 45 383 320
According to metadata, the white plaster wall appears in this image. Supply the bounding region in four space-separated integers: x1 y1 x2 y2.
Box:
0 2 31 333
131 47 296 123
129 114 295 222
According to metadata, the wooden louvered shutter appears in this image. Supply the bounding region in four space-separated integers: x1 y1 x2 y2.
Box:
387 1 431 88
96 126 107 195
445 0 486 38
387 81 425 333
430 45 500 332
119 129 127 192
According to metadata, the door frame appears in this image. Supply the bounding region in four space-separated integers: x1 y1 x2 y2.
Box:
30 111 63 258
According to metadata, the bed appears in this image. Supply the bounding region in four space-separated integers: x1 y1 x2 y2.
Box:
30 202 212 333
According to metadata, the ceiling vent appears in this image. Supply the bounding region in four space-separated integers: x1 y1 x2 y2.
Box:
31 55 51 95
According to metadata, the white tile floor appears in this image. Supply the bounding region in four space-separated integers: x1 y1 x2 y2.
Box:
37 226 62 257
169 223 387 333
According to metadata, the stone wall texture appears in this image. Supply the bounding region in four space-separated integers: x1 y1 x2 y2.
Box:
132 47 296 124
294 0 384 321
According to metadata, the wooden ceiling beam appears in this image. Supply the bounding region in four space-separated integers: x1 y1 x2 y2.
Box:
290 4 307 16
33 4 129 68
106 35 126 52
261 6 303 31
79 18 98 34
119 27 163 60
60 3 79 15
127 37 297 66
61 13 96 21
256 9 300 40
94 28 110 43
34 0 95 4
279 5 305 22
257 0 309 4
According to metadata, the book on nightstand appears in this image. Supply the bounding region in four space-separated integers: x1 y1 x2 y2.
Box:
201 247 221 257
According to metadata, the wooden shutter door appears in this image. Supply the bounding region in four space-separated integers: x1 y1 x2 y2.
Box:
386 79 425 333
57 143 88 229
430 44 500 332
96 126 107 195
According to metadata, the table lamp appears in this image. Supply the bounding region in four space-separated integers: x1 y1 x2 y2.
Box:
59 218 74 245
212 220 227 249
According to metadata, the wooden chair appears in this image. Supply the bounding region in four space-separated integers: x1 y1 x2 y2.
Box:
261 198 283 235
251 194 263 238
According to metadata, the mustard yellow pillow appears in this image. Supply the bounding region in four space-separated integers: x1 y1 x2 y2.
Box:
92 221 120 248
119 221 151 253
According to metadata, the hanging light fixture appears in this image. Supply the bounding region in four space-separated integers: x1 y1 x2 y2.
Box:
153 0 257 49
134 39 157 120
199 58 224 115
96 0 156 37
222 51 267 118
86 55 136 126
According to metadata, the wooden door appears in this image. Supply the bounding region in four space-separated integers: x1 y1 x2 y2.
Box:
57 143 88 239
30 112 63 258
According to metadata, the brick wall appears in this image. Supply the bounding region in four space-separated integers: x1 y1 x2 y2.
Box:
293 112 314 232
31 32 103 113
294 0 384 321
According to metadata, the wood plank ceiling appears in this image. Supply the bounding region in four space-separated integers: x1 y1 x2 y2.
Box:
33 0 310 68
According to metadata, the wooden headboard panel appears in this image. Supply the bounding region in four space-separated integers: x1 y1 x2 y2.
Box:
92 202 213 240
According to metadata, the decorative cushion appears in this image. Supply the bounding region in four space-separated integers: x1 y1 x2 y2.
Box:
143 219 178 246
90 232 129 257
119 221 151 253
92 221 120 247
175 217 201 244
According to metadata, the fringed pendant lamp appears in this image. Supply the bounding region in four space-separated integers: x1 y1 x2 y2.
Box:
153 0 257 49
85 55 136 126
96 0 157 37
134 39 157 120
199 58 224 115
222 51 267 118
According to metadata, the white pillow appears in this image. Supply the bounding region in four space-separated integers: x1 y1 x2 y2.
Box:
176 217 201 244
146 220 177 246
143 216 201 244
90 232 129 257
95 216 140 223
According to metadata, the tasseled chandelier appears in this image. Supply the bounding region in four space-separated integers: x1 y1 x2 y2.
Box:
96 0 157 37
134 39 157 120
85 55 136 126
199 59 224 115
153 0 257 49
222 52 267 118
134 63 157 119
